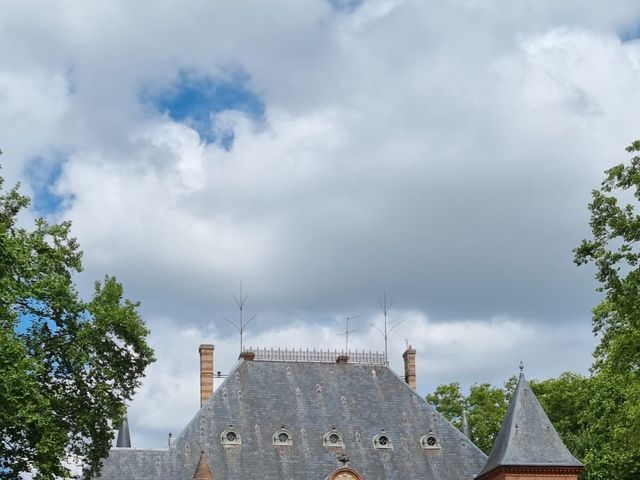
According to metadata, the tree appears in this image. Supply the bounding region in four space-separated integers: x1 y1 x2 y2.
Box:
574 140 640 374
528 373 590 462
465 383 510 454
425 382 465 427
578 367 640 480
573 140 640 480
0 163 155 480
426 381 510 454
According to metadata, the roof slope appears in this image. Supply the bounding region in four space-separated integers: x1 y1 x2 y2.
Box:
100 360 487 480
476 371 582 478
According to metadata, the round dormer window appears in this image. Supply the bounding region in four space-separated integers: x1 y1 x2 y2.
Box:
420 434 440 450
220 427 241 446
373 432 392 449
323 430 345 448
273 428 293 446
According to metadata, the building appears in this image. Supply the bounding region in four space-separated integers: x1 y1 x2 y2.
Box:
98 346 583 480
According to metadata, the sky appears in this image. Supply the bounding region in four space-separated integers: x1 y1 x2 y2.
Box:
2 0 640 449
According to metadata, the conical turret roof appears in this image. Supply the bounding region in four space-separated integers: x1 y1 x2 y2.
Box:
476 367 582 478
116 415 131 448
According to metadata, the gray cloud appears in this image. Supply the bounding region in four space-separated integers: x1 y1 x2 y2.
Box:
1 0 638 447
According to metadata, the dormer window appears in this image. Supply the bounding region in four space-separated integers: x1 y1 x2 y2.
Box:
273 427 293 446
221 426 241 446
420 433 440 450
373 431 392 449
323 429 345 448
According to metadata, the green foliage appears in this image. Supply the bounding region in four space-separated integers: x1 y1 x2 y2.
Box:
0 167 155 479
579 368 640 480
574 140 640 374
573 140 640 479
425 382 465 427
528 373 590 461
466 383 509 454
426 381 509 454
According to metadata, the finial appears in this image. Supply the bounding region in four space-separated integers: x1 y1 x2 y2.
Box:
519 360 524 375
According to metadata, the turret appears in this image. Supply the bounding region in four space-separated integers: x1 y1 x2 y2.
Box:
475 364 582 480
115 415 131 448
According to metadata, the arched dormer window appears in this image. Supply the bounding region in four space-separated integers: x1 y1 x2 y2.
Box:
273 427 293 446
221 426 241 446
323 429 345 448
372 431 393 449
420 433 441 450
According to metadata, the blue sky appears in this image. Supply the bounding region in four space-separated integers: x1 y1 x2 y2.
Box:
25 155 67 216
149 70 264 148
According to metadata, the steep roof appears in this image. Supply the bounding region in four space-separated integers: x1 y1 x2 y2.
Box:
475 370 582 478
99 359 487 480
116 416 131 448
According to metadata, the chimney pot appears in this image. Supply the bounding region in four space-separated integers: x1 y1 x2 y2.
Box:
239 351 255 361
336 355 349 364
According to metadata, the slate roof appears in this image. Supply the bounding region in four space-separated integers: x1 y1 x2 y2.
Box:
99 359 487 480
116 416 131 448
475 370 582 479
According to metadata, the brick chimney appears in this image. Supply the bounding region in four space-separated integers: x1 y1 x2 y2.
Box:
402 345 416 390
239 351 255 361
199 344 214 408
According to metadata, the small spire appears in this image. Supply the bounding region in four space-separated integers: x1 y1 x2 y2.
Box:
475 368 582 479
461 410 471 440
193 450 213 480
116 415 131 448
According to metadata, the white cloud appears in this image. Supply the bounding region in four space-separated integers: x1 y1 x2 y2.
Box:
0 0 634 447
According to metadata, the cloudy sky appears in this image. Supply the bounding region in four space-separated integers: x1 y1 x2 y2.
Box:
3 0 640 448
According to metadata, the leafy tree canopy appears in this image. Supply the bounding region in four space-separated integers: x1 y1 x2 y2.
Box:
426 381 510 454
573 139 640 479
574 140 640 374
0 162 155 480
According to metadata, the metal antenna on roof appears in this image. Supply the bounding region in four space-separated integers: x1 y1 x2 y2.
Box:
222 282 257 354
337 315 360 353
369 291 404 363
